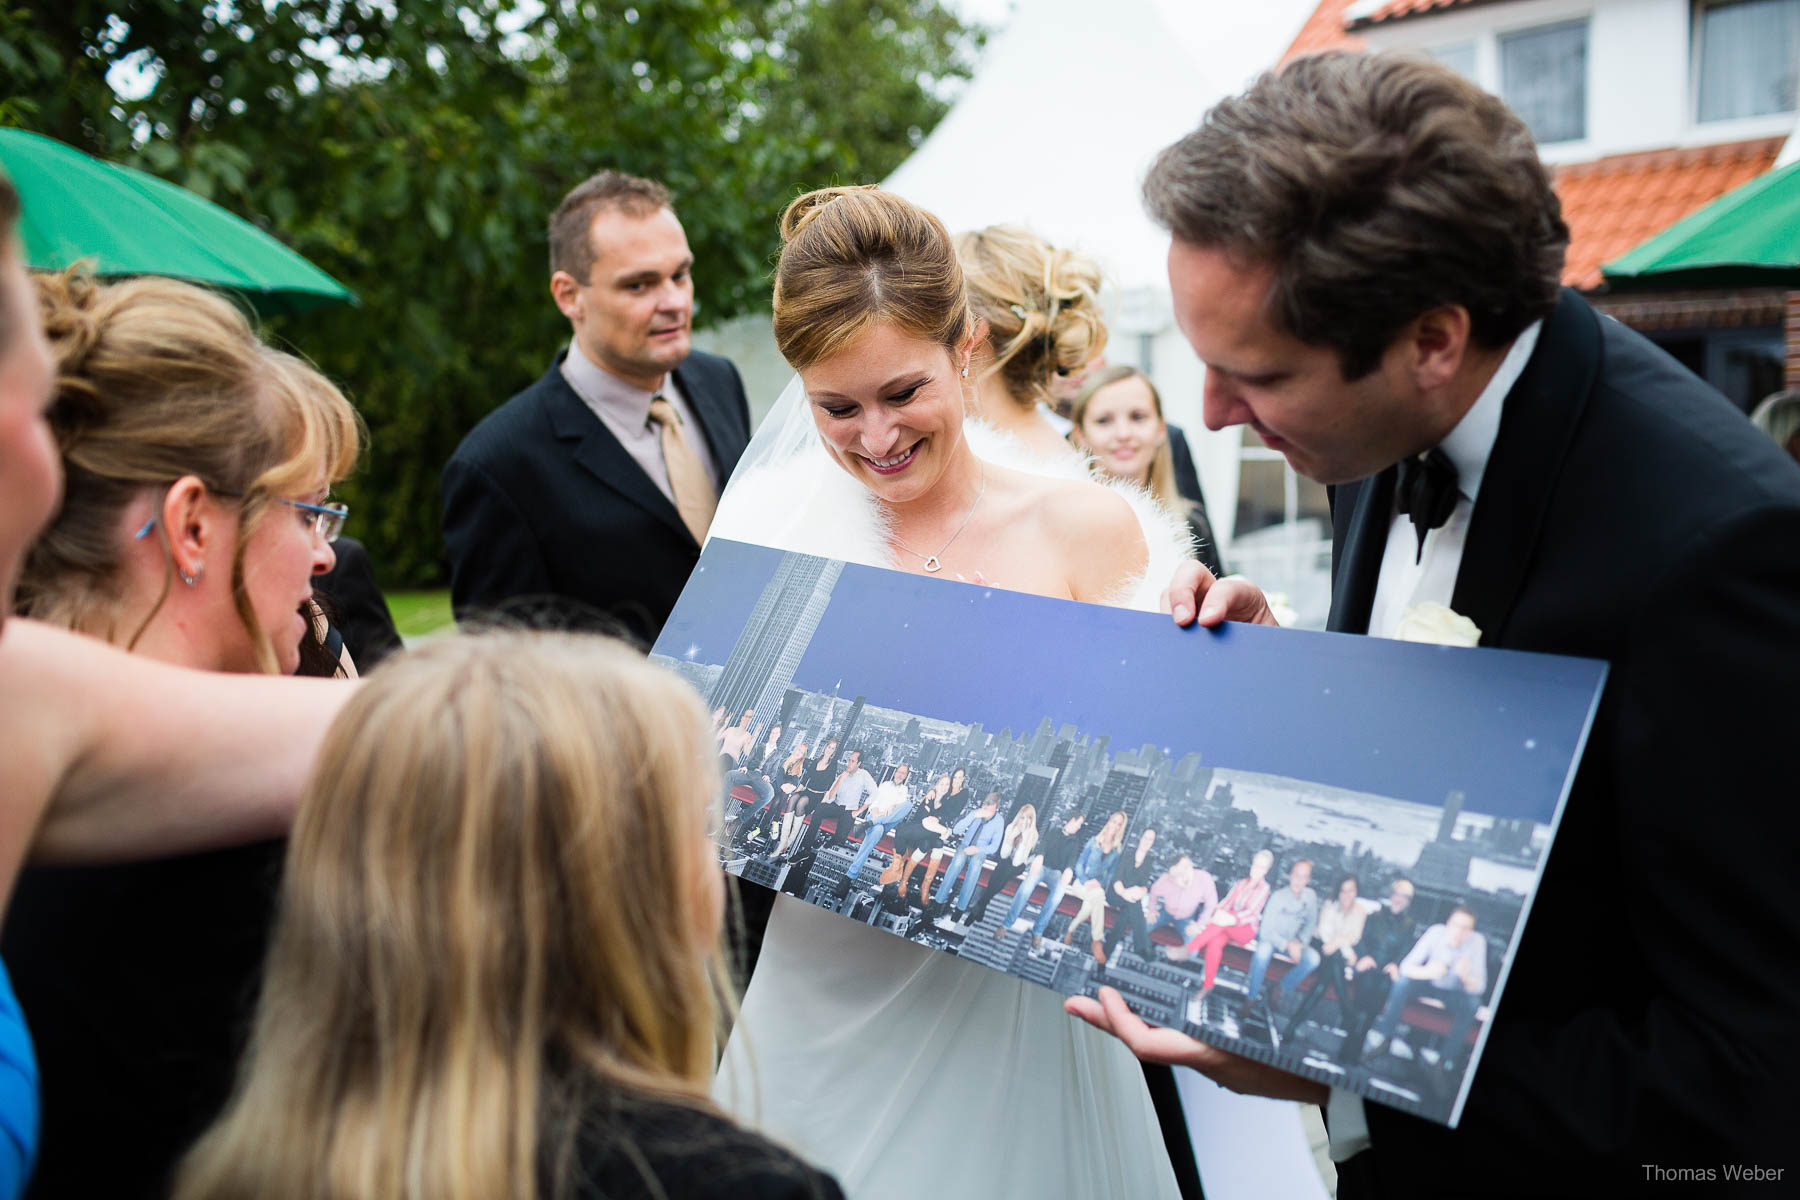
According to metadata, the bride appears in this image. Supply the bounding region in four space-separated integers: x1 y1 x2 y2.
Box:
710 185 1194 1198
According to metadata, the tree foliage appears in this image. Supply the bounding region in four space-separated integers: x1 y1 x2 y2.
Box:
0 0 981 584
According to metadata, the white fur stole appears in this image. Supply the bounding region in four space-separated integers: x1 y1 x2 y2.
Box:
706 421 1194 614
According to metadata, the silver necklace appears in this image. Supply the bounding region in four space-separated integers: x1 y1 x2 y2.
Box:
890 464 986 573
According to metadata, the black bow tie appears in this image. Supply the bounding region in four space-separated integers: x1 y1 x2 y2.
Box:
1395 448 1460 564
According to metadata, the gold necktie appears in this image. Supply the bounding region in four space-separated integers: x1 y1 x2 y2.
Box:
647 396 716 544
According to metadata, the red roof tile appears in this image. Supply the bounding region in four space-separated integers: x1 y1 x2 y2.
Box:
1282 0 1364 61
1348 0 1488 29
1554 138 1784 289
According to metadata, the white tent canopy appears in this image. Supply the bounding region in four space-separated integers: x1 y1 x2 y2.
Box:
884 0 1317 551
887 0 1212 291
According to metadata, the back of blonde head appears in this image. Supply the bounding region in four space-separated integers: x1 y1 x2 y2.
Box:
18 270 360 670
772 185 972 370
955 225 1106 409
175 632 732 1200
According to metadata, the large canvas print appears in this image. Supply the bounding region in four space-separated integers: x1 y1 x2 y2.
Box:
652 538 1607 1128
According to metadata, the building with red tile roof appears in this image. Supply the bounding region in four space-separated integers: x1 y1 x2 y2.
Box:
1279 0 1799 405
1281 0 1363 59
1556 137 1783 290
1348 0 1488 28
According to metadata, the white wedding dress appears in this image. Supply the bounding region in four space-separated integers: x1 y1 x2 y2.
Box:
708 400 1190 1200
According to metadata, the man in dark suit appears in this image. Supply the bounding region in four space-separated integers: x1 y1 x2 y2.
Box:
442 170 751 645
1069 52 1800 1194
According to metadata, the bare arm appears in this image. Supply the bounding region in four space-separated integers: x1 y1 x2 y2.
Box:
1066 988 1328 1106
1052 483 1149 606
1 619 356 875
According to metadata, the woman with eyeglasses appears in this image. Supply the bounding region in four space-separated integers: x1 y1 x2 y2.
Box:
1 267 361 1198
17 277 355 675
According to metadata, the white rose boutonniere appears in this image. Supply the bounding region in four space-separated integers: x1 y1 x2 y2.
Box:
1395 601 1482 647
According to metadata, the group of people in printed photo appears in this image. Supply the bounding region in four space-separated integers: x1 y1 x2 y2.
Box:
716 717 1497 1089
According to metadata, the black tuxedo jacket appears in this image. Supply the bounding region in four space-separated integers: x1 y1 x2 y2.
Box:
442 348 750 646
1329 291 1800 1196
314 535 403 670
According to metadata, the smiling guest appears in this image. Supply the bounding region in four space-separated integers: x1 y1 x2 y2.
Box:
442 169 752 645
1071 365 1223 576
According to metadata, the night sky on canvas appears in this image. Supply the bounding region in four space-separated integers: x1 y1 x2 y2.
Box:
657 540 1606 822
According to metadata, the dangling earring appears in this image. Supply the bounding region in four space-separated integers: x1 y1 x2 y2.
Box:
181 563 204 587
961 365 969 379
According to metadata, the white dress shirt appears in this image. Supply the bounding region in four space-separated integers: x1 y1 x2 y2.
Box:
1329 319 1539 1163
832 767 878 813
867 780 912 823
559 339 720 502
1365 321 1540 639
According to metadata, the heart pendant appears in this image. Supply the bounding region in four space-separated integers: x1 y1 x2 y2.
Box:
923 556 942 572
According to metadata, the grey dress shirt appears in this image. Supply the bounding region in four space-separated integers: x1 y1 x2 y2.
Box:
559 339 721 502
1259 885 1321 948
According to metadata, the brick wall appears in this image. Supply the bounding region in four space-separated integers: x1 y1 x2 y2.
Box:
1787 292 1800 390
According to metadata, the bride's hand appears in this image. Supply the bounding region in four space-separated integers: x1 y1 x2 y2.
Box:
1163 561 1281 629
1065 988 1328 1105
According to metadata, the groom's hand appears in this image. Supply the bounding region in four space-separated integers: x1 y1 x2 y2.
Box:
1066 987 1328 1105
1164 562 1281 629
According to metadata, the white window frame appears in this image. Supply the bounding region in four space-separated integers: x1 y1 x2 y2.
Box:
1496 16 1592 145
1690 0 1800 126
1428 38 1480 81
1359 3 1597 160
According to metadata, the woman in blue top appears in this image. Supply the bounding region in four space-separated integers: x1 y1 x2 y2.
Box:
1059 810 1129 952
0 962 35 1198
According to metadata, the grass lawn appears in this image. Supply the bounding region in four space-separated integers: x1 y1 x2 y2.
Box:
384 589 455 639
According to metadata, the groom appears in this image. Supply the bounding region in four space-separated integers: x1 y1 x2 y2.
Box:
1071 51 1800 1195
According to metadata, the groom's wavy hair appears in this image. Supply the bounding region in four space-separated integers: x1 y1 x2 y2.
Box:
1144 51 1569 381
773 184 973 370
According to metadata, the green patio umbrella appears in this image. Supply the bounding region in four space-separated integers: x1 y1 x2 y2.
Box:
1604 157 1800 290
0 128 355 316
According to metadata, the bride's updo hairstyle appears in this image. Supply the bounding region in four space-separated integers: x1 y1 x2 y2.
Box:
955 224 1106 409
773 185 972 370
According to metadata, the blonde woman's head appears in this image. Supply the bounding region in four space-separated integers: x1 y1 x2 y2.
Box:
1098 810 1128 852
955 224 1106 411
175 632 731 1200
1070 364 1183 511
1751 390 1800 464
18 270 360 672
774 187 985 507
